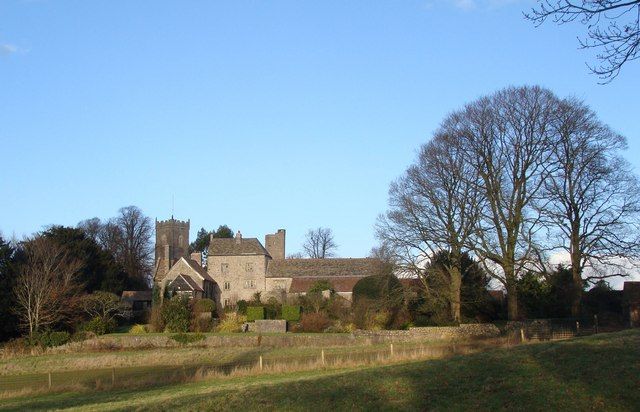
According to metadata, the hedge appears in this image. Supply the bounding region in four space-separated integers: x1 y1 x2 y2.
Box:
282 305 302 321
246 306 265 321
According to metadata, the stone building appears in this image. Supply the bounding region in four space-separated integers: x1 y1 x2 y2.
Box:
153 217 385 309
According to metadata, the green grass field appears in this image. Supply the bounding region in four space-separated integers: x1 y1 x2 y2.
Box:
0 329 637 411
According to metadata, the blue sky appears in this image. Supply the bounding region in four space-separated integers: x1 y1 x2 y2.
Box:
1 0 639 260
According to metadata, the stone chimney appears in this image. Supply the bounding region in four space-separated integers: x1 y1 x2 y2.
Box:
235 231 242 244
190 252 202 266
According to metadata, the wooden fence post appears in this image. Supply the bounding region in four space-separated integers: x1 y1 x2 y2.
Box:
390 343 394 358
48 372 52 390
112 367 115 386
259 355 263 371
576 321 580 335
321 349 325 366
520 328 525 343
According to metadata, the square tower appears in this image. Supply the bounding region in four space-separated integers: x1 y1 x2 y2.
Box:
154 217 190 282
265 229 286 260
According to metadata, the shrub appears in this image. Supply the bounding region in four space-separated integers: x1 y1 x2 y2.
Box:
71 331 96 342
282 305 302 321
170 333 205 345
237 300 248 315
325 320 356 333
193 298 215 313
216 312 247 333
300 312 331 333
82 316 117 336
32 330 71 347
265 297 281 319
246 306 265 321
128 324 148 334
161 296 191 333
149 305 164 332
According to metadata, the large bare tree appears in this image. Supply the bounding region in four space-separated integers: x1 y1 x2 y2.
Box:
460 86 559 320
13 236 83 336
525 0 640 81
303 227 337 259
378 132 481 322
540 97 640 315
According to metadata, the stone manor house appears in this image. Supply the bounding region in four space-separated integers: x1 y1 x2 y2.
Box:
153 217 385 309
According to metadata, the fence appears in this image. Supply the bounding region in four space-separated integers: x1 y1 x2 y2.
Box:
0 340 505 395
511 315 624 342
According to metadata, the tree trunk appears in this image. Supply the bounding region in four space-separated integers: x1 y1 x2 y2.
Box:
449 266 462 323
570 223 583 317
506 285 518 320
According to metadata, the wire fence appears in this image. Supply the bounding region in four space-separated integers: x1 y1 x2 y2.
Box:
0 340 502 395
0 320 628 396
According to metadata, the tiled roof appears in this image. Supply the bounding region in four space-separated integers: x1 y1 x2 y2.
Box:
289 276 364 293
208 238 270 257
183 258 215 282
267 258 386 278
169 274 204 292
121 290 153 301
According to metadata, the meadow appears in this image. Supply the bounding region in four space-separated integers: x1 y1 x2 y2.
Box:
0 329 637 411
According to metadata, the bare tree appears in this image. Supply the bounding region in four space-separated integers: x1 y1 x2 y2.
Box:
115 206 153 285
540 97 640 315
303 228 337 259
378 132 481 322
460 86 559 320
13 236 83 336
525 0 640 81
82 291 126 323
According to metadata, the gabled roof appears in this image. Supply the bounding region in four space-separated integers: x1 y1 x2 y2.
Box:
181 257 215 282
289 277 364 293
267 258 386 278
169 274 204 292
208 238 270 257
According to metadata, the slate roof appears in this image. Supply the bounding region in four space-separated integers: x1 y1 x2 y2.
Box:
267 258 386 278
288 276 364 293
208 238 270 257
169 274 204 292
182 258 215 282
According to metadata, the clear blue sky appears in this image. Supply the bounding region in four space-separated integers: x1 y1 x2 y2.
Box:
2 0 639 259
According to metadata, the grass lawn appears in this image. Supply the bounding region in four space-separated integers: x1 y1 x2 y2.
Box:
0 329 637 411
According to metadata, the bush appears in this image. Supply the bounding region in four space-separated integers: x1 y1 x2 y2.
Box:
82 316 117 336
170 333 205 345
247 306 265 321
128 324 148 334
216 313 247 333
193 298 215 313
31 330 71 347
71 331 96 342
237 300 248 315
300 312 331 333
325 320 356 333
282 305 302 322
149 305 164 332
161 296 191 333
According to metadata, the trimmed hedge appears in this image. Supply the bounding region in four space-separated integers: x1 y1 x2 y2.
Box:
247 306 265 321
170 333 205 345
282 305 302 322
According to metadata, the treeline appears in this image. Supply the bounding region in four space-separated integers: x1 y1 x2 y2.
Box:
0 206 153 342
378 85 640 320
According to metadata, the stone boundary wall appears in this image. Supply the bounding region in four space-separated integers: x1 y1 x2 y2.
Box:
247 320 287 333
353 323 501 342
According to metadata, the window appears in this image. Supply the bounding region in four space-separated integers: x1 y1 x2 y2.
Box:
223 281 231 291
221 263 229 274
223 298 230 307
244 279 256 289
246 262 254 272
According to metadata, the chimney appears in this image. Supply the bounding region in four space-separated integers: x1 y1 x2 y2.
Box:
190 252 202 266
235 231 242 244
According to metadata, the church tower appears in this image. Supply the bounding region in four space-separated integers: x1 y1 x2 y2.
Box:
154 217 190 283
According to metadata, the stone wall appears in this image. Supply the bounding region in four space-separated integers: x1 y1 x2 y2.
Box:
208 254 269 306
353 323 501 342
247 320 287 333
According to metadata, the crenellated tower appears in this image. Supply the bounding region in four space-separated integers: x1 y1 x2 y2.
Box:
153 217 190 283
